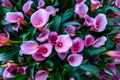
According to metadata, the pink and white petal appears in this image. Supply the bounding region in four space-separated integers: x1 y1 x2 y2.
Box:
32 52 45 61
93 36 107 48
35 70 48 80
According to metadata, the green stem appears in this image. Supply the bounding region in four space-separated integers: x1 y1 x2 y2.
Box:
11 41 23 44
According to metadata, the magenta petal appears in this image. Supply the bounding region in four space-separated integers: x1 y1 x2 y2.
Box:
71 38 84 54
76 0 86 3
93 36 107 48
107 50 120 57
106 63 117 75
37 0 45 9
32 52 45 61
114 57 120 64
5 12 24 23
55 34 73 53
17 66 28 74
30 9 50 28
1 0 13 8
84 15 94 26
92 13 107 32
69 77 75 80
85 34 94 47
36 29 50 42
115 0 120 8
75 3 88 18
48 31 58 45
3 63 17 79
20 41 39 55
57 52 68 60
38 43 53 57
22 0 33 13
35 70 48 80
64 25 76 36
67 54 83 67
46 6 59 15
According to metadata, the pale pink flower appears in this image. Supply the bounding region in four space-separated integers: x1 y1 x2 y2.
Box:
90 0 102 11
35 70 48 80
20 41 39 55
67 54 83 67
5 12 26 25
22 0 33 15
107 50 120 57
1 0 13 8
46 6 59 15
93 36 107 48
71 38 84 54
57 52 68 60
64 25 76 36
55 34 73 53
30 9 50 28
36 29 50 42
32 51 45 61
91 13 107 32
75 3 88 18
37 0 45 9
115 0 120 8
84 15 94 26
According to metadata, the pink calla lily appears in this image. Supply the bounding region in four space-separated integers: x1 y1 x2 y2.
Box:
85 34 94 47
67 54 83 67
20 41 39 55
1 0 13 8
35 70 48 80
115 0 120 8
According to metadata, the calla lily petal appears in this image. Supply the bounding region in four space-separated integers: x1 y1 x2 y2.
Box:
1 0 13 8
67 54 83 67
85 34 94 47
115 0 120 8
37 0 45 9
55 34 73 53
35 70 48 80
20 41 39 55
64 25 76 36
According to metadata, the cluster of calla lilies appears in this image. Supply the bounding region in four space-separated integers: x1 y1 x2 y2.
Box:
1 0 120 80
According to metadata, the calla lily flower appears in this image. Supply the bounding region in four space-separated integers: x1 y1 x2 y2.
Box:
38 43 53 57
90 0 102 11
93 36 107 48
46 6 59 15
71 38 84 54
115 0 120 8
22 0 33 15
30 9 50 28
85 34 94 47
75 3 88 18
64 25 76 36
67 54 83 67
5 12 26 25
55 34 73 53
20 41 39 55
91 13 107 32
114 57 120 64
17 66 28 75
35 70 48 80
37 0 45 9
76 0 86 3
108 11 120 18
32 51 45 61
0 33 11 46
106 50 120 57
84 15 94 26
57 52 68 60
3 63 17 79
1 0 13 8
36 29 50 42
48 31 58 45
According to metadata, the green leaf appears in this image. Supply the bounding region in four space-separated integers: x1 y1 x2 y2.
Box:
49 73 54 80
62 21 80 28
28 27 37 40
105 36 115 49
84 47 107 55
30 62 36 80
80 64 99 75
61 8 74 22
0 46 19 61
52 15 61 32
55 71 62 80
104 6 120 13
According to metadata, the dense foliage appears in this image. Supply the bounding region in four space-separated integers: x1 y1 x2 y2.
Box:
0 0 120 80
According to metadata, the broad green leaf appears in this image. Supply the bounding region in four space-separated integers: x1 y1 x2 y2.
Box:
105 36 115 49
104 6 120 13
61 8 74 22
52 15 61 32
84 47 107 55
79 64 99 75
0 47 19 61
62 21 80 28
55 71 62 80
49 73 54 80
